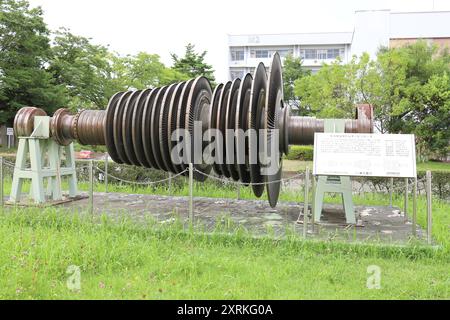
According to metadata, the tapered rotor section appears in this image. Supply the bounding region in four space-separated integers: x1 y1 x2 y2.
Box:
235 73 252 185
248 63 267 197
265 53 284 208
185 76 213 181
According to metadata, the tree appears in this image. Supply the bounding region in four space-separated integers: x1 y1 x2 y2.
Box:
376 42 450 159
49 29 120 110
0 0 66 124
294 41 450 159
171 43 215 83
294 55 371 118
282 54 309 114
112 52 188 91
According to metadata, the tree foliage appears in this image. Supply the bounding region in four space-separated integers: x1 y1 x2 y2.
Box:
294 41 450 158
112 52 188 91
377 42 450 159
282 54 309 113
171 43 215 83
0 0 66 124
49 29 119 110
294 54 374 118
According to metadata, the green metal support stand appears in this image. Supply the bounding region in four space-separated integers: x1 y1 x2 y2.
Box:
9 116 77 204
313 119 355 224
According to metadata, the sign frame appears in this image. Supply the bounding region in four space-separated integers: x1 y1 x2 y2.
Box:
313 133 417 178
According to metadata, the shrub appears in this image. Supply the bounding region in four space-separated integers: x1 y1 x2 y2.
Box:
285 145 313 161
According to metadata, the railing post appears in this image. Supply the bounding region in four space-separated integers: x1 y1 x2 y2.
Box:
389 177 394 207
189 163 194 224
89 159 94 215
404 178 409 221
412 176 417 237
311 173 315 232
303 167 310 239
0 156 3 209
168 172 172 195
426 171 432 245
236 184 240 200
104 153 108 193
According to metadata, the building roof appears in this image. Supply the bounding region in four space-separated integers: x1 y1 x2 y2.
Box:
228 32 353 47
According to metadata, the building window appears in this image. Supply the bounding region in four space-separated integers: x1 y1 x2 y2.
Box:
230 70 244 79
231 49 244 61
317 49 327 60
250 50 269 58
300 48 343 60
302 49 317 59
277 49 294 57
327 48 341 59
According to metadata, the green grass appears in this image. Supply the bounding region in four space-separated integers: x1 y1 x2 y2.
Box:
0 208 448 299
282 160 450 173
2 176 449 249
1 170 449 299
417 161 450 172
283 160 313 172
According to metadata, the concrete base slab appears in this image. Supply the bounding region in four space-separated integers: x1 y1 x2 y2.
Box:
56 192 424 244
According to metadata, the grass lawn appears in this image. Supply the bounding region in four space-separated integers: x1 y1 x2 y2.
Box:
282 160 450 173
0 207 448 299
0 176 449 299
0 156 449 299
282 160 313 172
417 161 450 172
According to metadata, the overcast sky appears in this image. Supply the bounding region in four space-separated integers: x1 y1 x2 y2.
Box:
28 0 450 82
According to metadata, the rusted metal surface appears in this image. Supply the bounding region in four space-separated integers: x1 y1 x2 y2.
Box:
13 54 374 208
49 108 105 146
13 107 47 137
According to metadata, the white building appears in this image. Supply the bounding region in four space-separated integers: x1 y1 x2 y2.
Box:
228 9 450 79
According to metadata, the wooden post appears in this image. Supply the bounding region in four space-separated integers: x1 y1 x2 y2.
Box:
89 159 94 215
426 171 432 245
303 167 310 238
389 178 394 207
189 163 194 224
412 177 417 237
104 153 108 193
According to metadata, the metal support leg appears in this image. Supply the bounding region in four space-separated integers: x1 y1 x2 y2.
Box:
313 175 355 224
66 143 77 197
29 139 45 203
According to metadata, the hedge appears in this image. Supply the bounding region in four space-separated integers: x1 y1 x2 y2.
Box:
285 145 314 161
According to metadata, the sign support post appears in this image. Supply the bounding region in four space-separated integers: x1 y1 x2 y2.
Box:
313 119 355 224
313 132 417 227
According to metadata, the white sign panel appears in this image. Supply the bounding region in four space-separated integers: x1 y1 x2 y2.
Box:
313 133 416 178
6 127 13 136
